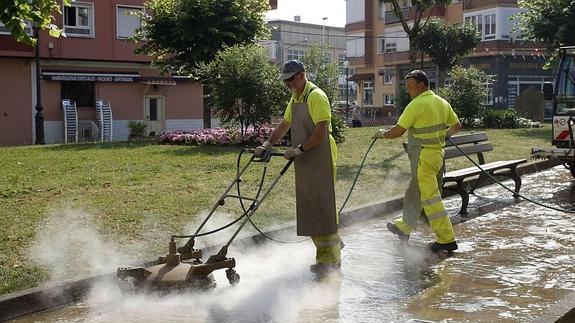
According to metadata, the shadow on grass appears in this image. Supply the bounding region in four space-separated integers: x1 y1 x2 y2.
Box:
337 150 406 181
159 144 248 157
44 139 158 151
510 127 552 141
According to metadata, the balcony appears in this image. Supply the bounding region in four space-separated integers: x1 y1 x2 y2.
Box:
384 5 446 25
384 8 410 25
463 0 517 10
382 51 411 65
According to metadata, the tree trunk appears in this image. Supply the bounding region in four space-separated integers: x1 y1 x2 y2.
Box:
436 65 444 90
409 37 418 67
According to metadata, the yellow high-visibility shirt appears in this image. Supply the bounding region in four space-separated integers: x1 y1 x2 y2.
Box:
283 81 337 169
397 90 459 149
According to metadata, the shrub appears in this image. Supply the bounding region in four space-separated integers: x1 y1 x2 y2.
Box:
331 113 347 144
158 126 285 146
127 121 147 139
481 109 519 129
438 66 492 127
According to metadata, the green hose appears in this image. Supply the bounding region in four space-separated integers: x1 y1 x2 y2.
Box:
338 138 378 215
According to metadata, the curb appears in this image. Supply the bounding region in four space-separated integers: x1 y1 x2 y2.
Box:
0 158 566 321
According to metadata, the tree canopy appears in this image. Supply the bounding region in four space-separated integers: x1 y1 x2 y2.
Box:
438 66 491 127
415 18 480 87
302 43 347 143
380 0 453 64
134 0 270 74
0 0 70 45
200 44 289 134
515 0 575 65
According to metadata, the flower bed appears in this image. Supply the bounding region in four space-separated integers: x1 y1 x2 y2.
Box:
158 126 286 146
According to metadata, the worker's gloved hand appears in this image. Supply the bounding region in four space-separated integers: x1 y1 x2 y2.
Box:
284 145 304 160
254 141 272 157
372 128 386 139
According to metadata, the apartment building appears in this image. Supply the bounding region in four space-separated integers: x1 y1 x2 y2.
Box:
0 0 205 146
345 0 552 123
262 18 357 103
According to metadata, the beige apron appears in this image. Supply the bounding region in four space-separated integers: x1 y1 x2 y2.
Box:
403 131 444 229
291 88 338 236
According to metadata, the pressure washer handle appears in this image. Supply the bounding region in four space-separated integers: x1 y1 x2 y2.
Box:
246 148 286 162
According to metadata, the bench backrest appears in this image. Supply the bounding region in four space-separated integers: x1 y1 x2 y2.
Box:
445 132 492 164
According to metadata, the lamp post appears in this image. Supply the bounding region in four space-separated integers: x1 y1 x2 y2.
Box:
281 38 307 65
344 60 350 120
33 23 45 144
321 17 328 58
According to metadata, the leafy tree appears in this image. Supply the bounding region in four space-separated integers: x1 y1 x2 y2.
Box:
133 0 269 74
380 0 452 65
0 0 70 45
438 66 492 127
302 43 347 143
515 0 575 66
414 18 480 88
302 44 340 109
200 44 289 135
394 86 411 114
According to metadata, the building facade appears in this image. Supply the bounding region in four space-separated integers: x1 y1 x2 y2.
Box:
262 18 357 103
0 0 205 146
345 0 553 124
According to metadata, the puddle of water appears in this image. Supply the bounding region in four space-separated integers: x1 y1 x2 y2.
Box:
13 166 575 322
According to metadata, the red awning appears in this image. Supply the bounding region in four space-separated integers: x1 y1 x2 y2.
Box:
348 73 374 81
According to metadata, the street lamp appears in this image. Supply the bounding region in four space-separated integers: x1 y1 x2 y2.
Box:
344 60 350 120
322 17 328 57
33 23 45 144
281 38 307 65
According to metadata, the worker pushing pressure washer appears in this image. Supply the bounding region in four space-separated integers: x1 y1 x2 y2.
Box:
254 60 341 276
372 70 462 253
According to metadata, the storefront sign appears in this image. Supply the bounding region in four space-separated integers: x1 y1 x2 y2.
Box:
509 63 544 70
471 63 491 70
42 72 139 82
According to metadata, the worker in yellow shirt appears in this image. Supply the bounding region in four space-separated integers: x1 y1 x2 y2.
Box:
373 70 462 253
254 60 341 275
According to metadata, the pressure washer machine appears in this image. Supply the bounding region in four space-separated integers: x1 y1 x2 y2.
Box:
117 149 293 294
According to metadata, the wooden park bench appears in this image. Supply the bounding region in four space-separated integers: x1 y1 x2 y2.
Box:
443 132 527 215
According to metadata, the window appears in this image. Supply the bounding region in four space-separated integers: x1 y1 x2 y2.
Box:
338 53 345 74
287 49 304 61
385 42 397 53
64 2 94 37
378 37 385 54
484 13 496 40
0 21 32 35
486 84 493 105
363 81 373 106
384 94 394 106
464 14 482 38
61 81 95 107
346 33 365 57
384 70 393 84
339 83 347 97
117 6 143 39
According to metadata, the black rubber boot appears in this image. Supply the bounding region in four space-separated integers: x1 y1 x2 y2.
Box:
428 241 458 253
386 222 410 241
309 262 341 274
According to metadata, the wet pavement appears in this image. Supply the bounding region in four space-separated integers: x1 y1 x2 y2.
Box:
12 166 575 322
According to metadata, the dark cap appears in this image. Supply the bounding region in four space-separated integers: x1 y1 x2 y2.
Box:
279 60 305 80
405 69 429 87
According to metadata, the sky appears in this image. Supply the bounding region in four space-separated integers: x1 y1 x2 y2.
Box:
266 0 346 27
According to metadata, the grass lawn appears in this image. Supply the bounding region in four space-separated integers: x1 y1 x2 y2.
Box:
0 126 552 295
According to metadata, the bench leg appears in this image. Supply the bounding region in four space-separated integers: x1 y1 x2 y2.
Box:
454 180 469 216
443 181 470 216
469 173 487 194
509 166 522 199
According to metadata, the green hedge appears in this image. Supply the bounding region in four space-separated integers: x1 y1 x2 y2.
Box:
481 109 519 129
